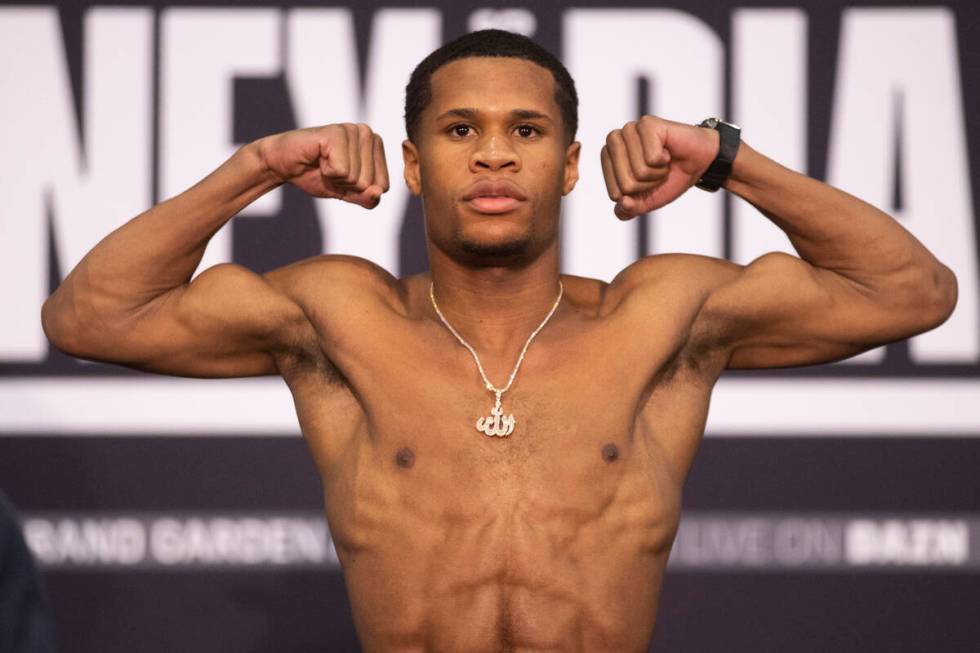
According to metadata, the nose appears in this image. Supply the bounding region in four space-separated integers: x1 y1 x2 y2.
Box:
469 133 521 173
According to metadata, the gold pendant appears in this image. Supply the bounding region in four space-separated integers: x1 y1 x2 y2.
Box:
476 391 515 437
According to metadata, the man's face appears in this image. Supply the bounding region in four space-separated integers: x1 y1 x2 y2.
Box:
403 57 580 266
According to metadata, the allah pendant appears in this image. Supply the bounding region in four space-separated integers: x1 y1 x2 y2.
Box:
476 390 515 437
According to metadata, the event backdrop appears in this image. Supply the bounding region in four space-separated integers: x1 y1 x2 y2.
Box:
1 1 979 651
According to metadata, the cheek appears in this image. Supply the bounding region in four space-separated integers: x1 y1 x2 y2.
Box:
532 157 567 194
418 157 450 195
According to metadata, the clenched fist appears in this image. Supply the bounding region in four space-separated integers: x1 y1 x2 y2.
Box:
256 123 390 209
601 115 721 220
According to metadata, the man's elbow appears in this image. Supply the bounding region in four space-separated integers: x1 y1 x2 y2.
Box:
934 262 958 321
41 292 97 358
41 295 79 355
917 261 958 330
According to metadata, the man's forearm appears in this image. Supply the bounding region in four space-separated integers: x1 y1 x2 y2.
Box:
723 142 956 302
44 140 281 325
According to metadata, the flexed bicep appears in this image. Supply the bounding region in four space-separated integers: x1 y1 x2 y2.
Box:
52 261 316 378
698 252 936 369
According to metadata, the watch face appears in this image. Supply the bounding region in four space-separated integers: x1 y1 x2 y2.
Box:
701 117 742 132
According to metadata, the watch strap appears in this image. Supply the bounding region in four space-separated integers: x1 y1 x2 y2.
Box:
695 118 741 192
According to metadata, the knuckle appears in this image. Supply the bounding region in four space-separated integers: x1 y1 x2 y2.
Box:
324 125 344 144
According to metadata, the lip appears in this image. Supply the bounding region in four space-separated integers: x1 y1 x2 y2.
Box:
461 179 528 201
461 179 528 214
465 196 524 214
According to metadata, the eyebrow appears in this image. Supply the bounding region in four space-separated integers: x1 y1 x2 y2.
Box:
436 107 553 122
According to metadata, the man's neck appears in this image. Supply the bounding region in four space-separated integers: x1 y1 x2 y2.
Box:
426 242 564 357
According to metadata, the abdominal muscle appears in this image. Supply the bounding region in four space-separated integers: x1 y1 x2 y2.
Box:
301 382 685 653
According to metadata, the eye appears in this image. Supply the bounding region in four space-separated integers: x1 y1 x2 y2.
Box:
515 124 538 138
446 123 538 139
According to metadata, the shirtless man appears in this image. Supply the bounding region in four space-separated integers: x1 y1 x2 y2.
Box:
41 29 956 652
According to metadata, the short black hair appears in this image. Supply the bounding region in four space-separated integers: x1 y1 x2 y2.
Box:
404 29 578 145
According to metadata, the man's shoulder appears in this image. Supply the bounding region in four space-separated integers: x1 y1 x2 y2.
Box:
601 253 741 309
615 253 738 287
264 254 406 313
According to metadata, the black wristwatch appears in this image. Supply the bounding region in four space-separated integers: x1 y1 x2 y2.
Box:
694 117 741 192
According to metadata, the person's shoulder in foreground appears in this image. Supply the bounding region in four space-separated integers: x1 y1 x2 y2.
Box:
0 493 58 653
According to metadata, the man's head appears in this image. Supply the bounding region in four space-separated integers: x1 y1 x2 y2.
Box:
401 30 581 268
405 29 578 146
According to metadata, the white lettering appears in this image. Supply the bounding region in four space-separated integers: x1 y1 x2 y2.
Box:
772 518 841 565
846 518 968 565
0 7 153 360
23 517 146 566
730 9 805 264
159 8 282 278
828 8 978 363
148 516 329 566
563 9 724 281
674 517 770 566
286 8 441 274
468 8 537 36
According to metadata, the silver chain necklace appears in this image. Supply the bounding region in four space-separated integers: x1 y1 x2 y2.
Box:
429 280 564 437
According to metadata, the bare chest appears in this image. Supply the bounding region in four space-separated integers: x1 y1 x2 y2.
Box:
277 313 709 648
281 313 703 546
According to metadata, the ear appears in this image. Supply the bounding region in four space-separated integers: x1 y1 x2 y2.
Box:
562 141 581 195
402 139 422 196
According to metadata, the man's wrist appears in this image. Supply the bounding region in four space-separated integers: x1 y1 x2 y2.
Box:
241 137 287 191
694 118 741 192
721 142 761 197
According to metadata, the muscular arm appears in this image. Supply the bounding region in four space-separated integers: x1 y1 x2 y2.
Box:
701 141 957 368
41 123 388 377
601 116 958 370
40 142 308 377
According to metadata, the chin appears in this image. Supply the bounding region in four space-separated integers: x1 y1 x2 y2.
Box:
458 236 530 260
453 219 536 262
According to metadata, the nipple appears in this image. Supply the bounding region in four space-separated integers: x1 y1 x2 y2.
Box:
601 443 619 463
395 447 416 469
